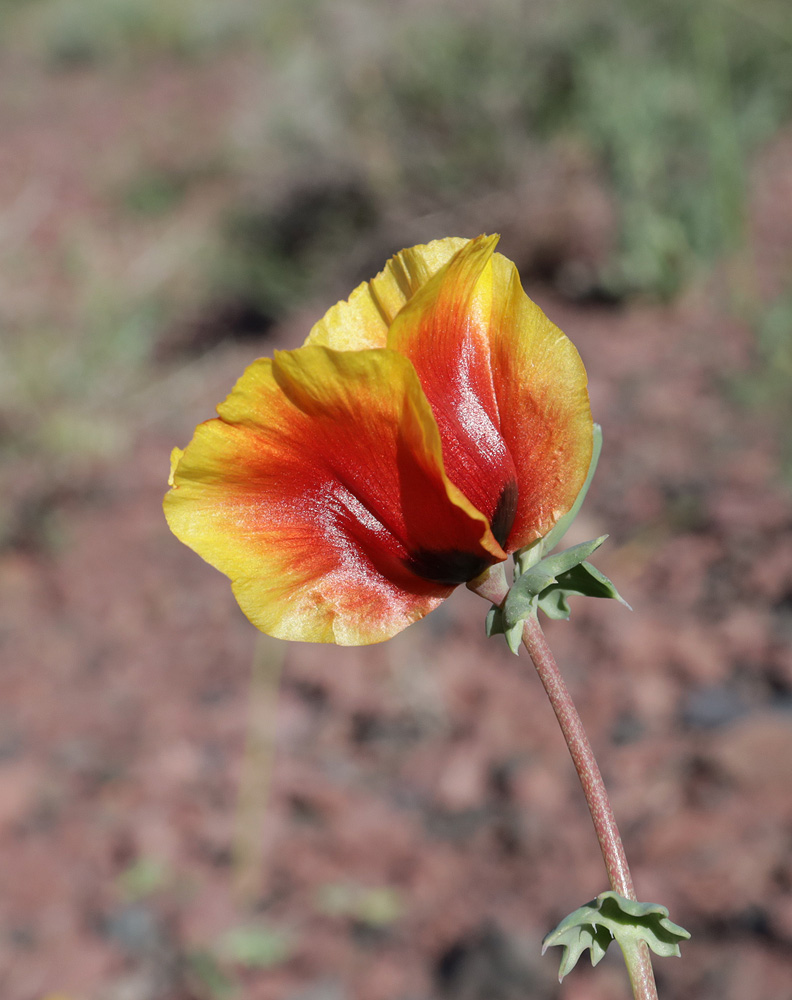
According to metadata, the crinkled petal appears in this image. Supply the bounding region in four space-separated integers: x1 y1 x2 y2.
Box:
164 345 506 645
305 237 468 351
387 235 592 551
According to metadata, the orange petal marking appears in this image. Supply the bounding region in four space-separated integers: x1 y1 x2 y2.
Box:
387 235 592 551
164 345 505 645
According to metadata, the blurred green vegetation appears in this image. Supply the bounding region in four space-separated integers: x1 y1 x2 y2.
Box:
268 0 792 299
185 923 294 999
0 0 790 509
3 0 790 299
2 0 275 62
315 881 405 928
731 288 792 483
179 0 792 319
216 922 294 968
116 856 172 901
214 181 379 322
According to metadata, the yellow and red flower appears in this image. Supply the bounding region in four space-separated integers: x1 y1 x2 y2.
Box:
164 235 592 644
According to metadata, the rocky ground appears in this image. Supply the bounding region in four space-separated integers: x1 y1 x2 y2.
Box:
1 51 791 1000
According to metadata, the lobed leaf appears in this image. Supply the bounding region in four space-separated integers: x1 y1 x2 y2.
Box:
542 891 691 982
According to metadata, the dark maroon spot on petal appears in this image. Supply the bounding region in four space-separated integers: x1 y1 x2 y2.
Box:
402 548 494 587
489 479 518 549
403 480 517 586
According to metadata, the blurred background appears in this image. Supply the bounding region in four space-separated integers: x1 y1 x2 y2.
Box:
1 0 791 998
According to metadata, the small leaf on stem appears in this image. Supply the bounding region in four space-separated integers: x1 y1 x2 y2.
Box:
503 535 610 630
537 561 632 621
542 891 690 982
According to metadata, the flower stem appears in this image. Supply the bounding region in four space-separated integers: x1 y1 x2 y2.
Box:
520 614 634 898
468 565 658 1000
520 614 658 1000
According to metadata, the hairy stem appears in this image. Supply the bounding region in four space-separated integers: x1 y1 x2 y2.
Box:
468 565 658 1000
520 613 634 898
521 614 658 1000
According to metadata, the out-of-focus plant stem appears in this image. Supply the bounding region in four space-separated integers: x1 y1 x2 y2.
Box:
233 634 285 907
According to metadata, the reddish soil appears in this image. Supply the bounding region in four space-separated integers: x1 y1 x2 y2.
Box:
1 65 791 1000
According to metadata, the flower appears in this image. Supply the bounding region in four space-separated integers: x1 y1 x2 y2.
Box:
164 235 592 645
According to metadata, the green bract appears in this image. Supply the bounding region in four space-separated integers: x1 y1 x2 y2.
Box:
542 891 691 982
485 425 629 652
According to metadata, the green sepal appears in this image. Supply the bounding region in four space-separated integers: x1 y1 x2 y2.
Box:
483 425 629 651
485 605 524 655
503 536 608 630
537 560 632 621
485 605 499 637
542 891 691 982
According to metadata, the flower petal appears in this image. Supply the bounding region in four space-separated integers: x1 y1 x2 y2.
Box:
168 447 184 487
386 235 518 542
387 235 592 551
305 237 468 351
164 345 506 645
485 248 593 550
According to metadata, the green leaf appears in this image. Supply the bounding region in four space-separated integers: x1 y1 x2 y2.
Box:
484 605 501 637
542 891 690 982
548 920 613 979
483 423 628 645
537 561 631 621
501 569 552 629
504 619 523 655
485 605 524 655
536 535 609 580
503 536 608 630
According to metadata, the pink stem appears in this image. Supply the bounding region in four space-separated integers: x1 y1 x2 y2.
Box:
520 613 634 898
468 566 658 1000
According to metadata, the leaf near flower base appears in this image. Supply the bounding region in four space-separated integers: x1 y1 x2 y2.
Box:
503 535 611 630
485 605 524 654
485 426 630 652
542 891 691 982
488 535 630 653
536 559 632 621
